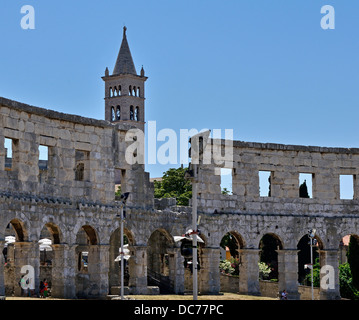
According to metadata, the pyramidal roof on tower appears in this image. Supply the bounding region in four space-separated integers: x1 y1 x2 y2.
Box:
112 26 137 76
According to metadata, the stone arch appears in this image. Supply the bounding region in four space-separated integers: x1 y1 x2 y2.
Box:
116 105 121 120
74 225 102 298
219 230 245 261
218 231 245 293
135 106 139 121
147 228 176 292
297 232 324 285
130 105 134 120
258 233 283 280
41 222 62 245
108 227 136 291
76 225 98 245
5 218 28 242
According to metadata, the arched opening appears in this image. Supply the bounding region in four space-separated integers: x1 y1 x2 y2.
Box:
259 233 283 281
3 219 27 296
297 233 323 286
108 227 134 295
219 231 244 293
135 106 139 121
130 106 134 120
129 85 132 96
338 234 359 299
111 106 116 122
116 105 121 120
75 225 98 298
38 223 61 298
147 229 175 293
178 232 206 294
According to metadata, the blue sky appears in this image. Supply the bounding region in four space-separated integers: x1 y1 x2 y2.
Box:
0 1 358 182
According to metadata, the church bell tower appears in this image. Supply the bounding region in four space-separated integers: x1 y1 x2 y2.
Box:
102 27 147 132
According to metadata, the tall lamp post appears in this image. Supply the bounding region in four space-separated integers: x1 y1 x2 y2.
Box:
191 164 198 300
308 228 317 301
185 129 211 301
185 163 199 300
116 192 130 300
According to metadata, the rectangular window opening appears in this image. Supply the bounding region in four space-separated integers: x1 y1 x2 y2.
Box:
75 150 89 181
259 171 272 197
220 168 233 195
38 145 49 183
4 138 12 170
340 175 354 200
299 173 313 198
4 138 18 171
38 145 49 169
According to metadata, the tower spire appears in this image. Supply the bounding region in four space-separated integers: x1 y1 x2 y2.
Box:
112 26 137 75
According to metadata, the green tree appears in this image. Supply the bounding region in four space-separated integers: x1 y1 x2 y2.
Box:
339 262 359 300
304 257 321 287
115 185 121 197
347 235 359 290
153 167 192 206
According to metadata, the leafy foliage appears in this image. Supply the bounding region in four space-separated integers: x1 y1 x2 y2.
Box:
219 260 234 275
153 167 192 206
219 258 239 276
339 263 359 300
304 257 321 287
258 262 272 280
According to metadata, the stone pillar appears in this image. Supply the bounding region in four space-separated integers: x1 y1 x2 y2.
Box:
199 247 220 295
319 249 341 300
51 244 77 299
87 244 110 299
128 245 148 294
277 249 300 300
167 247 184 294
238 248 261 296
0 134 4 171
13 242 40 297
109 232 121 289
0 241 5 297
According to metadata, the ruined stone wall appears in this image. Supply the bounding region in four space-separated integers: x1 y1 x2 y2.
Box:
196 139 359 216
0 97 153 207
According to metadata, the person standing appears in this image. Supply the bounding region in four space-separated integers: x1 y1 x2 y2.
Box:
19 275 27 297
43 279 49 298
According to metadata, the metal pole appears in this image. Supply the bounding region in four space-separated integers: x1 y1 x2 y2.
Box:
192 176 198 301
120 203 124 300
310 237 314 300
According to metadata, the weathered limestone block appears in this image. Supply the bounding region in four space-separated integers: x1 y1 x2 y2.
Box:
277 249 300 300
128 245 148 294
199 247 220 295
238 248 260 296
319 249 341 300
51 244 77 299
